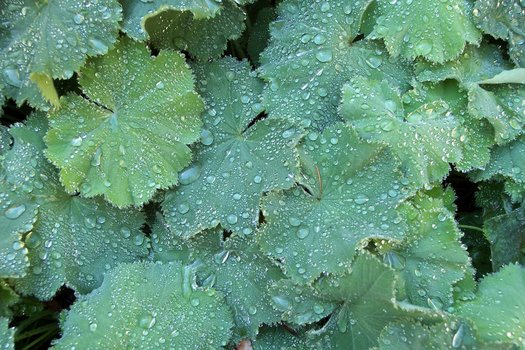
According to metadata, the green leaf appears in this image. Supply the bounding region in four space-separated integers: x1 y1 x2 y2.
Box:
3 114 149 300
0 318 14 350
0 0 121 109
370 0 481 63
309 253 419 349
473 0 525 67
403 80 494 171
121 0 245 59
380 190 470 310
54 261 234 349
378 321 511 350
252 327 309 350
0 179 35 278
484 206 525 270
45 37 204 208
259 0 412 130
151 216 285 340
456 263 525 347
470 135 525 191
247 7 277 66
416 42 512 89
163 58 301 238
0 281 19 318
258 123 409 282
340 76 461 186
0 126 10 155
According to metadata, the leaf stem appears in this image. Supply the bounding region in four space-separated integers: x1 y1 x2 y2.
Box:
458 224 485 234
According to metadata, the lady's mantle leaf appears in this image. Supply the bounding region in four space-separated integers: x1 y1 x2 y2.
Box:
370 0 481 63
258 123 410 282
54 261 234 349
473 0 525 67
3 115 148 300
252 327 309 350
151 216 285 340
0 0 122 109
0 318 14 350
259 0 412 130
45 37 203 208
122 0 245 59
163 58 301 238
340 76 461 187
380 190 470 310
456 263 525 347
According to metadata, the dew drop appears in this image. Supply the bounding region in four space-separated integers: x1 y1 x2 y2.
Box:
315 49 333 63
5 204 26 219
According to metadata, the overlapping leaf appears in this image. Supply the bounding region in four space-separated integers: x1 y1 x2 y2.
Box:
473 0 525 67
151 216 284 340
252 327 309 350
456 264 525 347
370 0 480 63
0 0 122 109
3 114 148 300
0 282 19 318
163 58 301 238
379 190 470 310
54 261 234 349
45 37 203 207
258 123 410 282
259 0 412 130
416 43 525 145
121 0 245 59
340 76 461 186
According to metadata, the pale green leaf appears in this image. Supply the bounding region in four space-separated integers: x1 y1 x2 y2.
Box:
163 58 301 238
456 264 525 347
252 327 309 350
370 0 481 63
403 80 494 171
3 114 149 300
473 0 525 67
380 190 470 310
0 126 10 155
259 0 412 130
340 76 461 186
258 123 409 282
0 0 121 109
151 215 285 340
54 261 234 349
121 0 245 59
45 37 203 208
0 281 19 318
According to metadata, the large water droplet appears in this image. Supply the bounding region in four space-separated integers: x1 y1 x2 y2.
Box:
315 49 333 63
179 165 201 185
5 204 26 219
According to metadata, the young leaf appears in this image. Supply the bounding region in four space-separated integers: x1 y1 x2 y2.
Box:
380 190 470 310
3 114 149 300
258 123 410 282
45 37 204 208
259 0 412 130
370 0 481 63
473 0 525 67
456 263 525 346
163 58 301 238
340 76 461 187
54 261 234 349
151 216 285 340
0 0 121 109
121 0 245 59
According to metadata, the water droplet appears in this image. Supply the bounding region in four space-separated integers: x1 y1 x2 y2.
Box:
178 203 189 214
73 13 84 24
5 204 26 219
71 137 83 147
415 40 433 56
313 304 325 314
121 227 131 238
89 38 109 54
155 81 165 89
354 195 369 205
452 324 465 348
248 306 257 315
315 49 333 63
272 295 291 309
296 228 309 239
179 165 201 185
253 175 262 184
138 314 156 329
200 129 214 145
191 298 200 307
226 214 238 225
313 34 327 45
89 323 97 332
